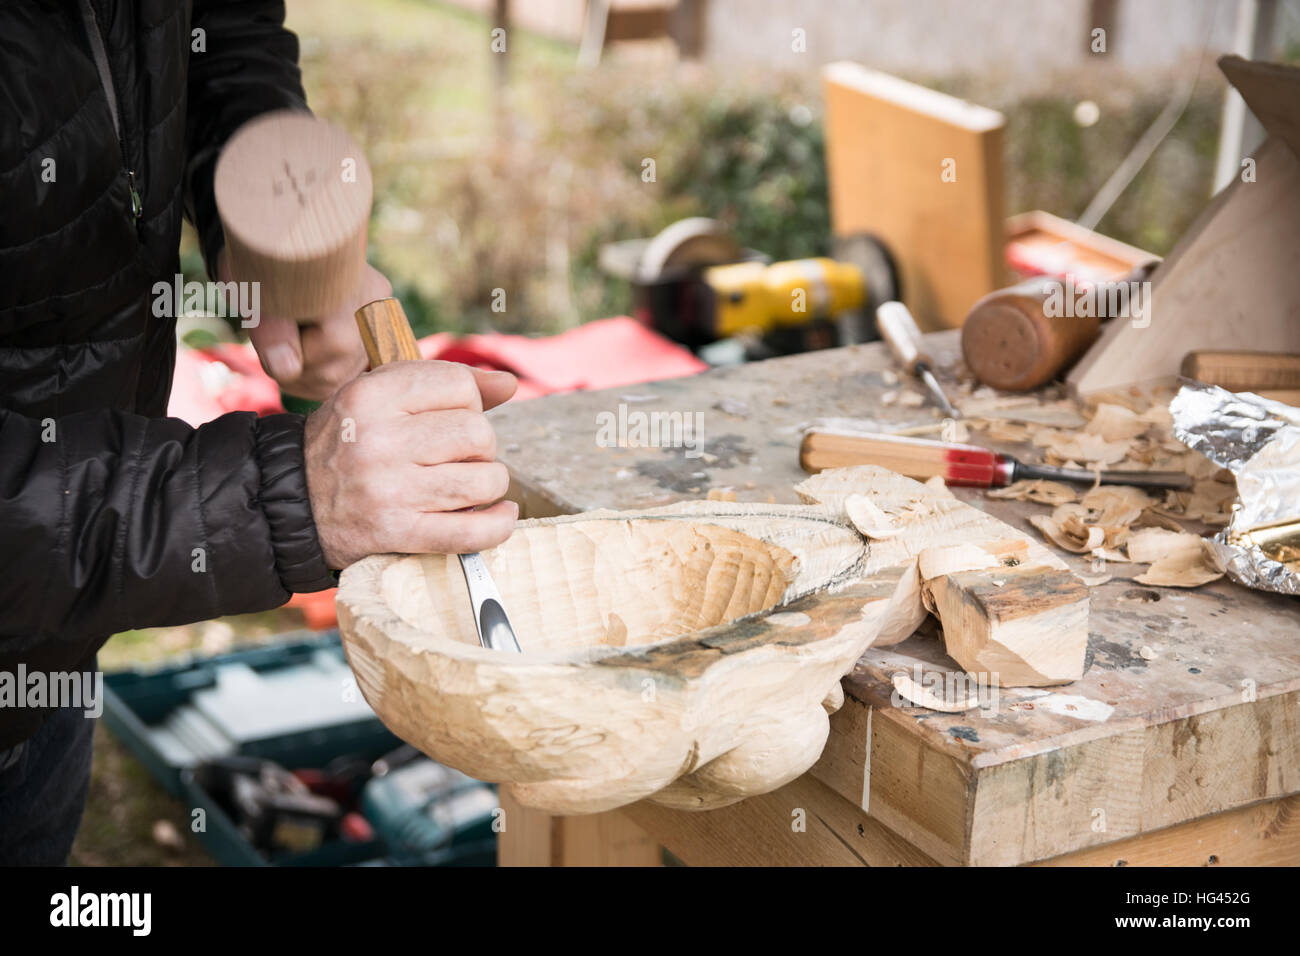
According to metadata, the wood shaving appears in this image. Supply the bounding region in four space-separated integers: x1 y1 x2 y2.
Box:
1184 454 1225 481
898 391 926 407
1134 509 1186 533
924 475 955 498
1086 390 1145 413
1047 432 1134 467
977 419 1033 444
1085 403 1147 441
987 479 1077 505
1080 485 1154 528
1090 546 1130 563
1028 488 1153 555
961 397 1084 428
1124 528 1206 564
707 488 737 502
1134 540 1225 588
844 494 904 539
891 672 979 713
1030 511 1105 553
940 419 971 443
1139 403 1174 428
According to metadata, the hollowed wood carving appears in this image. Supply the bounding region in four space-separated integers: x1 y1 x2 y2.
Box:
337 466 1088 814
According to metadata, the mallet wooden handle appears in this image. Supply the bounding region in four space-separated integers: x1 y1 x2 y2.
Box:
355 298 421 367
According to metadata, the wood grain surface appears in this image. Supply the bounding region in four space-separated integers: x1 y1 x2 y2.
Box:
491 332 1300 864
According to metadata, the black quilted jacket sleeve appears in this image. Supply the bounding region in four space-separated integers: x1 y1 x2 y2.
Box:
0 409 333 651
0 2 334 749
184 0 310 273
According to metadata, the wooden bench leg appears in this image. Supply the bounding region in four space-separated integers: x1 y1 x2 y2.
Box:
497 788 661 867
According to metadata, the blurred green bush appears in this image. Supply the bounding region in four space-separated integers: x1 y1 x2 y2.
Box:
173 2 1232 341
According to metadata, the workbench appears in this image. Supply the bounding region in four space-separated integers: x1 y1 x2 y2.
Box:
490 331 1300 866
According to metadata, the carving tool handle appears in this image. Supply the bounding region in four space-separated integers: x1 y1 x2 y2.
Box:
800 430 1008 486
875 300 929 373
876 301 959 417
355 298 422 366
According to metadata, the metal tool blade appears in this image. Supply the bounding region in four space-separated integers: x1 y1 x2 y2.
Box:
458 552 522 652
1012 460 1193 490
918 366 959 419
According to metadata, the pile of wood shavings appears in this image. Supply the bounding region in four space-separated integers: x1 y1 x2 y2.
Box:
963 386 1236 589
844 476 953 540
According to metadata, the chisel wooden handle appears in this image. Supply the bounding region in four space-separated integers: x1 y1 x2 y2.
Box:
355 298 421 367
876 300 930 373
801 430 1004 484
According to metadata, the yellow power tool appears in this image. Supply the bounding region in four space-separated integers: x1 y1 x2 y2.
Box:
599 218 899 357
703 257 867 338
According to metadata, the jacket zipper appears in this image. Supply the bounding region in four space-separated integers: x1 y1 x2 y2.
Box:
78 0 142 226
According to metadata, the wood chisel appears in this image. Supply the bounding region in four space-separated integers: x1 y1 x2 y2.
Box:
875 301 959 418
800 429 1193 490
355 298 523 653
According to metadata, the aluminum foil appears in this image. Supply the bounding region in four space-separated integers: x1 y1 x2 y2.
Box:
1170 381 1300 595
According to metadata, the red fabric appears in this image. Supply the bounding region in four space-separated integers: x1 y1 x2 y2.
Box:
169 316 706 426
421 317 707 397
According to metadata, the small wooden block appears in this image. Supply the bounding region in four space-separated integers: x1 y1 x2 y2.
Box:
822 62 1006 330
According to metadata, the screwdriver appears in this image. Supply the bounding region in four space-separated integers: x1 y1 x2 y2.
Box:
875 301 959 419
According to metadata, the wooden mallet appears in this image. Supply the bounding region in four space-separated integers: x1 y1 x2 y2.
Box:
214 110 417 406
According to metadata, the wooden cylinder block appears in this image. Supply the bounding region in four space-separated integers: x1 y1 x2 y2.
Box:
214 110 373 318
961 279 1101 391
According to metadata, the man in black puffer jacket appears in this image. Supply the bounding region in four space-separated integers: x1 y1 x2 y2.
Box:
0 1 519 863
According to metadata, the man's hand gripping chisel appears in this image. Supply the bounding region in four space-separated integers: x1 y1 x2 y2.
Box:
213 111 521 652
354 299 523 654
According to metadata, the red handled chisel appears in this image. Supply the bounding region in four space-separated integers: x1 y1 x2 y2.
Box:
799 429 1192 490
